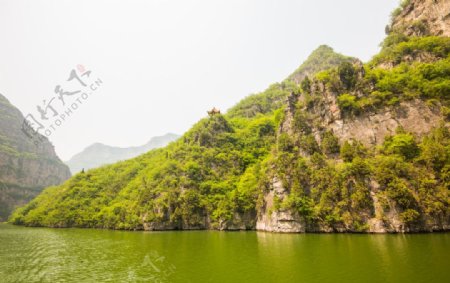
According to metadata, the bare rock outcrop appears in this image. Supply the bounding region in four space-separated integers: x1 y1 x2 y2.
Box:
391 0 450 37
256 178 305 232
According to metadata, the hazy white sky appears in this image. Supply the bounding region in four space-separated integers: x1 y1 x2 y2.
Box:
0 0 398 160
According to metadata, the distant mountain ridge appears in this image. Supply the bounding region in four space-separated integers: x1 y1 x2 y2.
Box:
66 133 180 173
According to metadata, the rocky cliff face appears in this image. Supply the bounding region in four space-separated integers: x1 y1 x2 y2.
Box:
257 89 448 232
256 178 306 232
391 0 450 37
281 81 443 148
0 94 71 221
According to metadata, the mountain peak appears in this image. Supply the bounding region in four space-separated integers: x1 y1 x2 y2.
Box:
311 44 334 53
287 45 355 84
227 45 356 119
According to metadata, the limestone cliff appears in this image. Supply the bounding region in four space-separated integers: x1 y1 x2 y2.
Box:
0 94 71 221
390 0 450 37
255 0 450 233
257 77 448 233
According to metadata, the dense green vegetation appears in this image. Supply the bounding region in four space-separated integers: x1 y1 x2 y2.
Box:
275 123 449 230
373 35 450 65
10 113 278 228
226 82 296 119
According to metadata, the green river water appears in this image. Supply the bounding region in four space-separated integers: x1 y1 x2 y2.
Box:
0 224 449 282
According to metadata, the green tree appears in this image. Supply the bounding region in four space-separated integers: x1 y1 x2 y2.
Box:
338 62 356 90
301 76 311 93
337 93 359 114
383 133 419 160
321 131 340 155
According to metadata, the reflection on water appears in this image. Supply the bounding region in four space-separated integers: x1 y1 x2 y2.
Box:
0 224 449 283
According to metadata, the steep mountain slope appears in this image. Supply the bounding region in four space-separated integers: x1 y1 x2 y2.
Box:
66 133 179 174
10 0 450 232
0 94 71 221
226 45 355 119
390 0 450 37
